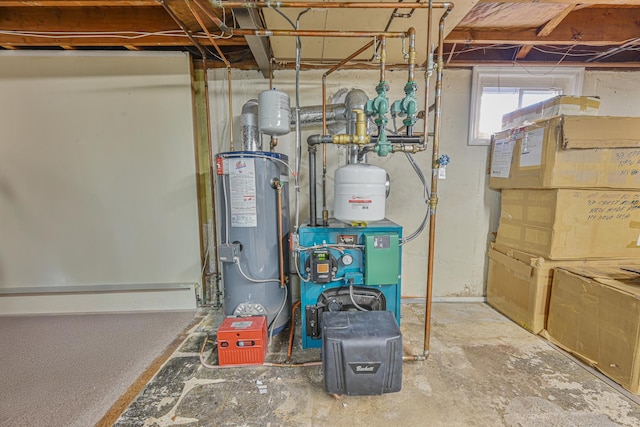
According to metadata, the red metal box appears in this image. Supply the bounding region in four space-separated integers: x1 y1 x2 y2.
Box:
217 316 268 366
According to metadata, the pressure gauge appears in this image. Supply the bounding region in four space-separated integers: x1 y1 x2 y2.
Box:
342 253 353 266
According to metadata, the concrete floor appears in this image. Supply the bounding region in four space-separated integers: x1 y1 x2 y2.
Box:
115 303 640 426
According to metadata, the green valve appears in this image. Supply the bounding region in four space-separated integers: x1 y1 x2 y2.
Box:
364 233 400 285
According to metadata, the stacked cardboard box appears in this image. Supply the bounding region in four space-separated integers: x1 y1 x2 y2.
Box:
487 107 640 392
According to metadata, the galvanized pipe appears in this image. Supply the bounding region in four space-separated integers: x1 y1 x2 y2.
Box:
308 146 318 226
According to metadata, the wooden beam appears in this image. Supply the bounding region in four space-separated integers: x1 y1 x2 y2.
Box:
446 43 456 65
516 45 533 59
537 4 576 37
0 6 246 47
445 60 640 69
447 8 640 45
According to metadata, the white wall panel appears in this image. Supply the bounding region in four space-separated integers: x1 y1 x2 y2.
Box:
0 53 200 311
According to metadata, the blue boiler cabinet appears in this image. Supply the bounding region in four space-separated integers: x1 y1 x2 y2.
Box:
298 219 402 348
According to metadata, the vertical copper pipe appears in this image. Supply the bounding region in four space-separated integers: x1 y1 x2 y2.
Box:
379 36 387 82
275 181 286 289
269 58 274 90
424 3 453 357
227 67 235 151
286 301 301 362
407 27 416 82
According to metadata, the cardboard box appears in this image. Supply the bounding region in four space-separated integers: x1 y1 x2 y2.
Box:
495 189 640 259
501 95 600 129
490 115 640 190
546 267 640 394
486 244 640 334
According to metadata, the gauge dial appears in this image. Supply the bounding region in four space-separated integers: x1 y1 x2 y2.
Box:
342 253 353 266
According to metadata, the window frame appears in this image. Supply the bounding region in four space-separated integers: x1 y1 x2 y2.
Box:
468 66 585 146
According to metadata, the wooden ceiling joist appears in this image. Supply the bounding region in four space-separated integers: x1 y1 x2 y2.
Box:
447 7 640 46
0 5 245 47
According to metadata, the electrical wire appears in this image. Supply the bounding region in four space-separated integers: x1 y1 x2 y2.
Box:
235 259 280 284
293 252 310 283
268 285 288 339
272 7 309 232
199 334 322 369
221 174 230 244
400 153 431 245
349 282 368 312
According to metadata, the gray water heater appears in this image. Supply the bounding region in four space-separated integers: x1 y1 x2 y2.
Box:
216 151 290 334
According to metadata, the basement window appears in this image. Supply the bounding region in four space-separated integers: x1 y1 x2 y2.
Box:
468 66 585 145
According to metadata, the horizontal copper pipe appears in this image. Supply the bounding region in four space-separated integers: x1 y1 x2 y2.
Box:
213 1 452 10
231 28 408 38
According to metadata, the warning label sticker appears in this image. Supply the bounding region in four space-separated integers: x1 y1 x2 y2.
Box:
229 158 257 227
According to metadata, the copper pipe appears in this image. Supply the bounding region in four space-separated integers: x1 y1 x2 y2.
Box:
423 3 453 357
286 301 301 363
422 0 433 149
188 0 235 150
227 67 235 151
214 2 451 10
403 355 426 362
275 181 286 288
269 58 274 89
325 39 375 78
407 27 416 82
379 36 386 82
231 29 408 38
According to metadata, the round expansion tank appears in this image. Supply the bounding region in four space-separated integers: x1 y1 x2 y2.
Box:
334 163 387 223
216 151 290 333
258 89 291 136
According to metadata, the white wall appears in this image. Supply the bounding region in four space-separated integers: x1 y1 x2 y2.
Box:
209 68 640 298
583 71 640 116
0 53 201 301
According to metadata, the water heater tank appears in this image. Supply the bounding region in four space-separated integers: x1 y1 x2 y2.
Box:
334 163 386 223
258 89 290 136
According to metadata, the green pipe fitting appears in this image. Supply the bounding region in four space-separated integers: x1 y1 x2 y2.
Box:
375 132 391 157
